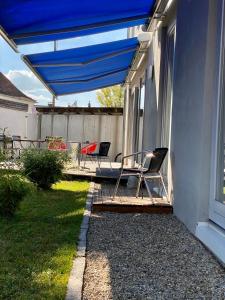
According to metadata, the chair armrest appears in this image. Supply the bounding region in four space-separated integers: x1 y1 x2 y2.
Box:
122 151 145 160
121 149 154 161
120 151 150 168
121 150 155 169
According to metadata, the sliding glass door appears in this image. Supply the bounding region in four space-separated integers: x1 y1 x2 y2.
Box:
160 25 176 201
210 9 225 229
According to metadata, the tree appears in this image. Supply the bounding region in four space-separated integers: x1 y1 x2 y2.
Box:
96 85 124 107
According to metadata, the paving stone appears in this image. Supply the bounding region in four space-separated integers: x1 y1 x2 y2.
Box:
66 257 86 300
65 182 94 300
79 228 88 242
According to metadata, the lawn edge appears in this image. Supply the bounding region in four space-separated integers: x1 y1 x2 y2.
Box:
65 181 95 300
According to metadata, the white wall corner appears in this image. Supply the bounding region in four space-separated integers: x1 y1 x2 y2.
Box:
196 222 225 266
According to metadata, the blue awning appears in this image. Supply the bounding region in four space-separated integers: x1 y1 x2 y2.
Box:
0 0 155 45
23 38 139 95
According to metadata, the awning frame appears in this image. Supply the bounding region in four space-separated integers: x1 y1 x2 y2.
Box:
31 46 137 67
0 26 18 53
23 55 56 96
12 15 149 41
125 0 171 85
0 0 155 50
46 68 128 84
22 38 138 96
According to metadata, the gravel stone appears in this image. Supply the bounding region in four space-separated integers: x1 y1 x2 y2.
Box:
82 213 225 300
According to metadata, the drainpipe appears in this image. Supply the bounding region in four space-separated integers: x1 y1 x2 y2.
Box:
66 114 70 141
25 115 28 139
37 113 42 140
123 85 131 165
52 40 57 107
122 88 127 157
50 114 54 136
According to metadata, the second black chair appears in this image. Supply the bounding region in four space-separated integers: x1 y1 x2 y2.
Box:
86 142 112 172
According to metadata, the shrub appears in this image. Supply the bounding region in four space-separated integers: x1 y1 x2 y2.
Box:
0 174 34 217
21 149 70 189
0 148 5 162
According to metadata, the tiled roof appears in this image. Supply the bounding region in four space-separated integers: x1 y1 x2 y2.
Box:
0 72 35 102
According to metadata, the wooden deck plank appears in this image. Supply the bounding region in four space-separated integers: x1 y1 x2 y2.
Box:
93 183 173 214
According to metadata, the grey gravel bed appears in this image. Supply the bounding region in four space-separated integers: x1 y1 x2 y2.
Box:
82 213 225 300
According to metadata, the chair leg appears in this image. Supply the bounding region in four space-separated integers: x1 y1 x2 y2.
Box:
143 177 153 201
160 173 168 200
97 157 101 174
88 156 95 172
136 175 142 198
113 172 122 199
109 158 113 171
141 180 144 199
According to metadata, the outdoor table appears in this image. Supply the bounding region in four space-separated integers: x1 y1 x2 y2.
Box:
67 141 89 169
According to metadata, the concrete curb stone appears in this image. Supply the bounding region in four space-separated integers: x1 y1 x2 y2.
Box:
65 182 95 300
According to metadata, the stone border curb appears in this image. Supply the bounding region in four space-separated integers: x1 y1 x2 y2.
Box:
65 182 95 300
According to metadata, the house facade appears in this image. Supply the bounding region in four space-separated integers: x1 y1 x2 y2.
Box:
0 72 37 139
0 0 224 264
123 0 225 264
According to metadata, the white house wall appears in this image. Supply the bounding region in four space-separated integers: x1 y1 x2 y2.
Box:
172 0 223 233
0 95 37 139
126 0 224 235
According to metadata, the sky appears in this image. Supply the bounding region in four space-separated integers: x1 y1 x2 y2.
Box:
0 29 127 107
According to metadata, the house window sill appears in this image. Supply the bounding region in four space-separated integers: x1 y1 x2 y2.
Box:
196 221 225 266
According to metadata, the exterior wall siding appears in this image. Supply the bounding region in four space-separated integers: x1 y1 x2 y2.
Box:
0 95 37 139
172 0 222 233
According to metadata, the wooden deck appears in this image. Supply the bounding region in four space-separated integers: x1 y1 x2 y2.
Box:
63 162 121 180
92 183 173 214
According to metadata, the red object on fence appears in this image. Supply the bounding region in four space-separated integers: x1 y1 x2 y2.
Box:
60 142 67 150
48 141 67 150
81 143 97 155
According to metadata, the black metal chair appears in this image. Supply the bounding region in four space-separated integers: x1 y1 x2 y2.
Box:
113 147 168 200
86 142 112 172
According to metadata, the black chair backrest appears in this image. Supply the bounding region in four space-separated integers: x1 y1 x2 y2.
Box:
147 147 168 173
99 142 111 156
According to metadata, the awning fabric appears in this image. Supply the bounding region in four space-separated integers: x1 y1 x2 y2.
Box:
0 0 155 45
24 38 139 95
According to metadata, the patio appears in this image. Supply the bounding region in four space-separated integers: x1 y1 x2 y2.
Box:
92 182 172 214
64 161 121 180
1 0 225 298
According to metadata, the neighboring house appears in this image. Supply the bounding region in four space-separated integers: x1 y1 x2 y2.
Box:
0 72 37 138
124 0 225 264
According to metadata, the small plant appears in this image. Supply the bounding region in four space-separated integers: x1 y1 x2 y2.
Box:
21 149 70 189
0 174 34 218
0 148 5 163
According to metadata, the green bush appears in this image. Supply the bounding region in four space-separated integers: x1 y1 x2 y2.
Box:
0 148 5 162
21 149 70 189
0 174 34 218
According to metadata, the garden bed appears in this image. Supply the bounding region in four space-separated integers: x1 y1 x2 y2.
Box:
0 180 89 299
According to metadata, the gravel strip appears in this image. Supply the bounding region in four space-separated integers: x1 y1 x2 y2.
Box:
83 213 225 300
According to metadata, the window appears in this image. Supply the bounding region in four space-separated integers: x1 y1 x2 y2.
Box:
0 98 28 111
210 8 225 229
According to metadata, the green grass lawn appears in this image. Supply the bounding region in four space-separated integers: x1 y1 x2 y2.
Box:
0 180 89 300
